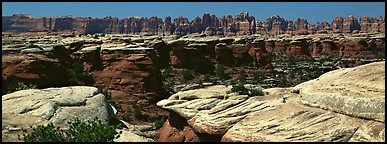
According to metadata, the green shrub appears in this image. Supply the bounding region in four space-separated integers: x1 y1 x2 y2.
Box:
14 81 37 91
211 78 219 85
249 88 264 96
277 73 288 87
215 64 230 80
237 69 247 85
231 84 264 96
252 71 265 84
69 61 93 85
197 80 203 87
230 79 238 85
162 80 175 94
181 69 195 83
231 84 249 95
162 67 173 78
122 112 131 122
153 115 167 129
18 117 122 142
203 74 211 82
288 55 297 65
231 67 237 73
131 103 146 120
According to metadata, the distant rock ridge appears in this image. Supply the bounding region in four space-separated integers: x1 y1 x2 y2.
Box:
2 12 385 35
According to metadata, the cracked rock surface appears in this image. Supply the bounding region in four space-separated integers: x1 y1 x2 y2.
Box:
293 61 385 122
2 86 115 125
157 61 385 142
2 86 119 142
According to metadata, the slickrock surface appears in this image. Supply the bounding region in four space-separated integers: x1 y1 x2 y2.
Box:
1 86 120 142
222 89 384 142
157 61 385 142
157 86 283 135
2 86 116 124
293 61 385 122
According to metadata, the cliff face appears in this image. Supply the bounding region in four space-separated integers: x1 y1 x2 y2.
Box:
3 13 385 35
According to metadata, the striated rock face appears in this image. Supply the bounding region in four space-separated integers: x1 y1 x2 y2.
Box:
222 93 384 142
293 61 385 122
2 34 384 96
3 13 384 35
157 61 385 142
94 46 164 103
71 37 168 121
2 44 71 94
2 34 170 127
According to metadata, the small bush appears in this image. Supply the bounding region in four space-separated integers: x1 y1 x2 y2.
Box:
69 61 93 85
288 55 297 65
231 84 249 95
249 88 264 96
15 81 37 91
231 67 237 73
153 116 167 129
252 71 265 84
203 74 211 82
162 67 173 78
237 69 247 85
197 80 203 87
18 117 122 142
131 103 145 120
231 84 264 96
215 64 230 80
181 69 195 83
122 112 131 122
277 73 288 87
162 80 175 94
230 79 238 85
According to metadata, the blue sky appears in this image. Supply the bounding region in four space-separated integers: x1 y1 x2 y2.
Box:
2 2 385 23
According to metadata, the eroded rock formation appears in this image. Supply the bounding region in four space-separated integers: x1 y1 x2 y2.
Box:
3 13 385 35
157 61 385 142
